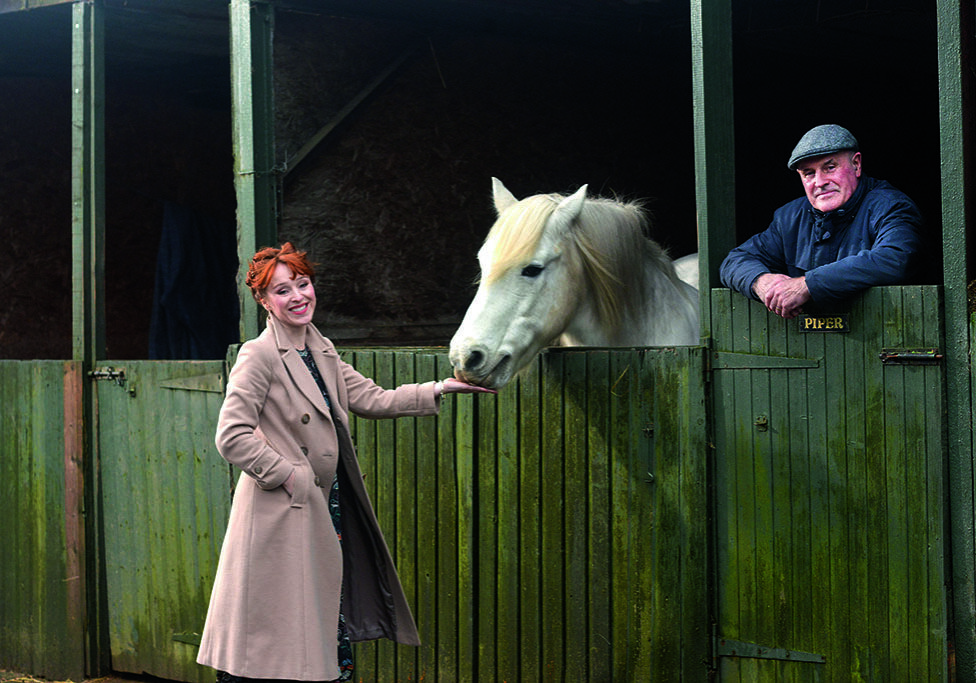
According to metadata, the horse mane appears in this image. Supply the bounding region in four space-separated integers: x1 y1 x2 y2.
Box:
486 191 677 335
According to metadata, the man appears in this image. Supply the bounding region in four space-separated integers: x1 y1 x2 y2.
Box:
719 124 923 319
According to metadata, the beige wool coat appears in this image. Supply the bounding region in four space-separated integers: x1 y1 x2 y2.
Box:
197 315 439 680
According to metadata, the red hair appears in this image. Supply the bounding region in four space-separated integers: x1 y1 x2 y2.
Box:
245 243 316 301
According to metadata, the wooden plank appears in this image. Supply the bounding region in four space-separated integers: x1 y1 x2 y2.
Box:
540 352 565 680
823 322 851 676
844 293 871 681
433 353 460 682
651 349 682 674
413 352 438 683
882 288 910 681
518 361 543 683
476 356 498 683
346 351 380 677
371 352 398 679
495 363 521 679
563 351 589 679
608 350 638 677
767 315 795 665
922 287 949 681
394 353 420 682
0 362 85 679
453 361 478 682
585 351 612 683
862 291 891 681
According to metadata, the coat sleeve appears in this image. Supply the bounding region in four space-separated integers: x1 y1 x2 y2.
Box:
803 196 924 303
719 210 793 300
338 356 440 419
214 340 293 489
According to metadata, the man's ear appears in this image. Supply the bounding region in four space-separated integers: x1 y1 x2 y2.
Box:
851 151 862 176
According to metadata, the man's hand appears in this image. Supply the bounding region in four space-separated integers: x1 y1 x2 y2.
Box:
752 273 811 319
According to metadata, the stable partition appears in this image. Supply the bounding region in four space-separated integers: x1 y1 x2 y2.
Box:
344 346 709 682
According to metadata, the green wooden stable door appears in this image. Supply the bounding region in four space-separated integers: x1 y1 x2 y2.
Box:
95 360 231 683
710 286 948 682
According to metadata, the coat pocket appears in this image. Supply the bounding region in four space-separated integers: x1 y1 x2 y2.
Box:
288 463 310 509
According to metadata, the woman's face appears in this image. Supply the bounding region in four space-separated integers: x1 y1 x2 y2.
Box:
261 262 316 330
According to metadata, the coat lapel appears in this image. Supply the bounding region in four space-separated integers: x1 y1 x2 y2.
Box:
268 316 332 419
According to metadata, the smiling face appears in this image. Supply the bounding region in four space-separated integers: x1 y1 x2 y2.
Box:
260 262 316 331
796 151 862 212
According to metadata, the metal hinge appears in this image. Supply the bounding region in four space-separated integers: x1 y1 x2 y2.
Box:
714 636 825 664
88 367 126 387
879 348 943 366
159 373 225 394
711 351 820 370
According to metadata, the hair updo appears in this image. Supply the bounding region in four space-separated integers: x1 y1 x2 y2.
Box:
245 243 316 301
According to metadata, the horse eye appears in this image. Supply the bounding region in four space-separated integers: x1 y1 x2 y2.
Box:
521 264 544 278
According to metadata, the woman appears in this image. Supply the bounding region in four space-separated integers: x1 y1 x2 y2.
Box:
197 243 493 683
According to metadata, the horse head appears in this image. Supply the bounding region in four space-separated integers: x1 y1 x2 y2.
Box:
449 178 589 389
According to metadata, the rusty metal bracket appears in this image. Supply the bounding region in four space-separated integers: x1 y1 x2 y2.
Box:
714 637 825 664
879 348 944 366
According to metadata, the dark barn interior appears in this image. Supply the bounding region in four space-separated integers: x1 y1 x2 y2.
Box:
0 0 940 359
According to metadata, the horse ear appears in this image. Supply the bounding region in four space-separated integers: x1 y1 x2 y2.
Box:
553 184 588 225
492 177 518 214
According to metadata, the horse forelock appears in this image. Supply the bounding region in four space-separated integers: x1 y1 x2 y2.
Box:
483 194 559 284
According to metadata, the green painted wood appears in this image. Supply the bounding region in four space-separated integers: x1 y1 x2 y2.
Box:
229 0 277 342
338 347 709 682
71 0 105 364
937 1 976 679
712 286 948 682
97 361 231 683
0 361 86 680
691 0 736 338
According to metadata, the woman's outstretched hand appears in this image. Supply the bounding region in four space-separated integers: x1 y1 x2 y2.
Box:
437 378 498 395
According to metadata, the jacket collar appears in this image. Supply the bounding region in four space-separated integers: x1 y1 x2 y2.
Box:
808 175 872 223
266 315 341 420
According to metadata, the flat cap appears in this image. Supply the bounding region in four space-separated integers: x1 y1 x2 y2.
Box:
787 124 859 169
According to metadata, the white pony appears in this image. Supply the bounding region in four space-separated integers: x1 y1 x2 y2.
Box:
449 178 699 390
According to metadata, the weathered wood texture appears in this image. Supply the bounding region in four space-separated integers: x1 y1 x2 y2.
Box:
0 361 86 680
711 286 948 681
343 346 709 682
96 361 231 683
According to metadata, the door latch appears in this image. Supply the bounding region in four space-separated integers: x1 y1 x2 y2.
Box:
88 367 126 387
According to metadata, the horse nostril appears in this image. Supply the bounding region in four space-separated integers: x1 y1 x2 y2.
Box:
465 349 484 371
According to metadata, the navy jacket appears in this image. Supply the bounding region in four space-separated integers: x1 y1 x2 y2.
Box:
719 177 924 304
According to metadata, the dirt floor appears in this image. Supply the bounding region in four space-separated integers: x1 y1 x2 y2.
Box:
1 671 163 683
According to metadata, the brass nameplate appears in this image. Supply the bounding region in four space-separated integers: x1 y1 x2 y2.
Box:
798 314 850 333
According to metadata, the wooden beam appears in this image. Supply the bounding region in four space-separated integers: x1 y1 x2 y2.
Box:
938 0 976 679
285 46 415 180
690 0 736 343
71 0 105 365
230 0 277 342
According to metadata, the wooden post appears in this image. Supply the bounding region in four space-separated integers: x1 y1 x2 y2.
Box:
690 0 736 343
230 0 278 342
71 1 109 676
72 0 105 366
938 0 976 679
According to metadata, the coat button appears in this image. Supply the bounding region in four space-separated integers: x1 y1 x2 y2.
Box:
314 476 321 487
254 466 263 475
301 414 310 424
300 446 308 455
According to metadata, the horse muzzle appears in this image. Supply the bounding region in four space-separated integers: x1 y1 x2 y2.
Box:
449 343 512 389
